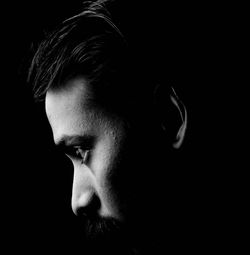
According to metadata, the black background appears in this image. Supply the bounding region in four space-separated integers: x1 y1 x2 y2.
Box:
1 0 244 253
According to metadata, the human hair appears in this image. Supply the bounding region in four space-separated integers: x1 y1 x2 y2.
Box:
28 1 125 98
27 0 180 126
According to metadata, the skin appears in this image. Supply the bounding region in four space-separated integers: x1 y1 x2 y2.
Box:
45 77 128 221
44 75 181 254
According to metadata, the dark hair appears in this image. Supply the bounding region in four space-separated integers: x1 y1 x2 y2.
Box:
28 1 126 98
28 0 175 119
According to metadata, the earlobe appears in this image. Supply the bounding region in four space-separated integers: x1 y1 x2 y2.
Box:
170 87 187 149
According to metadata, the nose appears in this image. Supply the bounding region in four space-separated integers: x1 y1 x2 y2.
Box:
71 171 101 217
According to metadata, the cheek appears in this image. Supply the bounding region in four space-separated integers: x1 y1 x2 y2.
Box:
91 135 124 211
91 137 117 188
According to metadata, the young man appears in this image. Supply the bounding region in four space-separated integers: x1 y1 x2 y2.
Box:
28 0 187 254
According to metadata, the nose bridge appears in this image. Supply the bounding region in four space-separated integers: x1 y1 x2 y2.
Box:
71 167 100 216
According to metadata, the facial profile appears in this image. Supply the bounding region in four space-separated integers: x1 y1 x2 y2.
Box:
45 76 187 252
44 75 159 253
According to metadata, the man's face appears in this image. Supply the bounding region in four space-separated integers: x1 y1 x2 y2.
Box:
45 76 170 251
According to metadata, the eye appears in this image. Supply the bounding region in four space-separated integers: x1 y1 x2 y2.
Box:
66 146 91 165
75 147 90 164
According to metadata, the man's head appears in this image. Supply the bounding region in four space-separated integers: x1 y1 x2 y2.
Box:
28 0 187 253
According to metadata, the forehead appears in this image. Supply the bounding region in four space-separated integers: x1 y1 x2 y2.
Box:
45 77 95 141
45 76 91 110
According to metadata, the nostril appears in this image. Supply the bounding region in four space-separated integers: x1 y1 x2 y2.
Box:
74 192 101 218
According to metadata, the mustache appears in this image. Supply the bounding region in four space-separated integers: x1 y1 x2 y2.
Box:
84 216 122 240
75 214 127 244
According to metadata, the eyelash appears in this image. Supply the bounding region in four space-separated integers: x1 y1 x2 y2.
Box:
66 147 91 165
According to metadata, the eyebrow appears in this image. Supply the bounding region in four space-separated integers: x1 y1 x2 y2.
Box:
55 134 94 149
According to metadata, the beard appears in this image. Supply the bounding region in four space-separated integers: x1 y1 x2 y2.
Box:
75 215 140 255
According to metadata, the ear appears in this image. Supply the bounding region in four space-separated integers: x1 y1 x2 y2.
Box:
154 85 187 149
169 87 187 149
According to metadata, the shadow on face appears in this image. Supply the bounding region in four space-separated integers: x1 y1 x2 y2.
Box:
45 76 186 253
